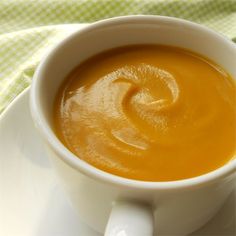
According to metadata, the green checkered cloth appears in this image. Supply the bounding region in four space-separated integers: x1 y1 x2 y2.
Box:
0 0 235 113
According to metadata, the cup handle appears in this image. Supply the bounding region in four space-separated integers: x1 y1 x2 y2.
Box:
105 201 154 236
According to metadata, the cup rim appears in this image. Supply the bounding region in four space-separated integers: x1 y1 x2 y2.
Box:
30 15 236 191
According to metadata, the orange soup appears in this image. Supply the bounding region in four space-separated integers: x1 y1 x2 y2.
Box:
54 45 236 181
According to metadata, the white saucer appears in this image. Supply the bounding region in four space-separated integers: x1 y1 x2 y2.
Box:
0 89 235 236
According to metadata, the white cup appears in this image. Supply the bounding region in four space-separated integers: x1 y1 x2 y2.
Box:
30 16 236 236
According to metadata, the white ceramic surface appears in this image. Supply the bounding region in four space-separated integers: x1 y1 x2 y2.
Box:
30 16 236 236
0 89 235 236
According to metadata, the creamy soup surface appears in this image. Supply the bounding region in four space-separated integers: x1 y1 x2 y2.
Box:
54 45 236 181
